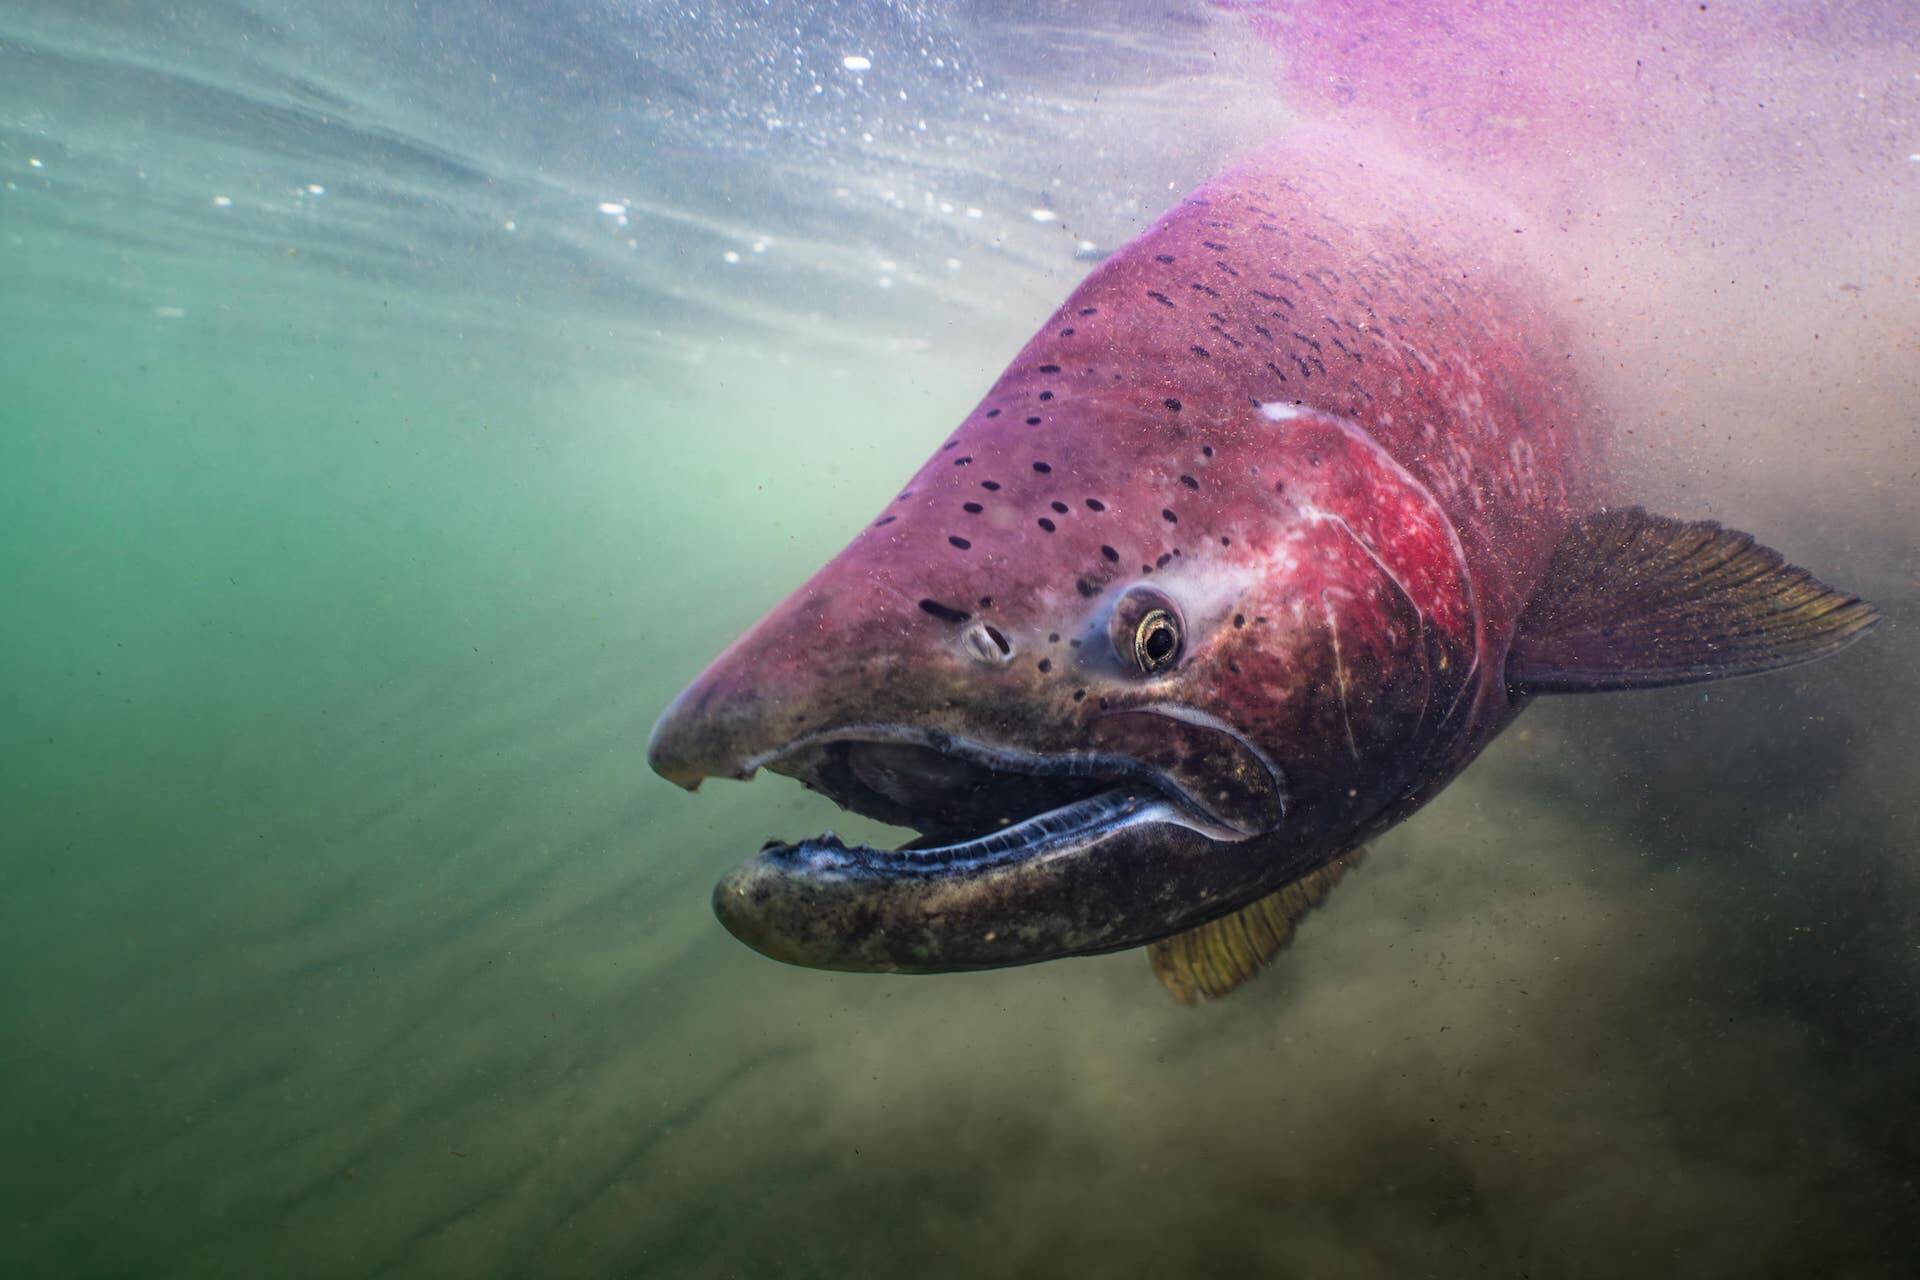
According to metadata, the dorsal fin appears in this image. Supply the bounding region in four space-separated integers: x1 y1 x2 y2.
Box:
1148 850 1363 1004
1507 507 1879 695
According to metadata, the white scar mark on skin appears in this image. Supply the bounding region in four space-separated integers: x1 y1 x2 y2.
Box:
1259 400 1304 421
1306 506 1433 743
1319 589 1361 761
1288 404 1486 744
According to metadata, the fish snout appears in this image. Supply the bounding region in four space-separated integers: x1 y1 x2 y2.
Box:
646 666 773 791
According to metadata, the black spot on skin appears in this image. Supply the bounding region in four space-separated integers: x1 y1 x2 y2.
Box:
1157 552 1172 568
1191 345 1211 359
1098 696 1110 710
1162 508 1178 523
948 535 972 550
874 515 896 527
1038 391 1054 401
983 625 1011 654
1033 461 1052 473
1037 658 1052 673
1146 290 1175 307
982 480 1001 491
1038 364 1061 374
980 596 994 608
1050 500 1069 514
1275 481 1286 494
1142 564 1153 574
986 409 1001 418
1101 545 1120 562
943 440 959 450
953 455 973 466
919 598 969 623
1038 518 1056 532
1060 327 1076 337
963 501 983 514
1234 614 1246 628
1202 445 1214 457
1163 398 1181 411
1155 254 1175 263
1049 633 1060 643
1078 307 1096 316
1085 498 1106 511
1073 689 1087 702
898 491 913 501
1203 240 1227 251
1068 638 1082 648
1075 578 1099 598
1025 416 1042 426
1179 475 1199 490
1220 536 1231 546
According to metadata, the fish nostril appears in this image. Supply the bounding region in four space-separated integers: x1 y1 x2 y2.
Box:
964 622 1014 665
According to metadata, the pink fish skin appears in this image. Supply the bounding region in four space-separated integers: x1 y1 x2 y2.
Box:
647 130 1612 972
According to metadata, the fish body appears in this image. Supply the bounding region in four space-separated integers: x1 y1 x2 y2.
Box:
647 132 1874 996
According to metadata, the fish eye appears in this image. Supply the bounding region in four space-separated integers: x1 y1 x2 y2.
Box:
1134 610 1181 674
1109 586 1184 676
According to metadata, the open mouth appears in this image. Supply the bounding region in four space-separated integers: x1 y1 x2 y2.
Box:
747 731 1234 871
700 727 1283 975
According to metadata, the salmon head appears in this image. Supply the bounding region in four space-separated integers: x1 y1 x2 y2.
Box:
648 214 1487 973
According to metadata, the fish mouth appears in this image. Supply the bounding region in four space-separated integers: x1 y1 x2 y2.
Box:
755 729 1247 850
710 729 1276 974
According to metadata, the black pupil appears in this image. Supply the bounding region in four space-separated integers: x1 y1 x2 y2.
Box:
1144 624 1175 663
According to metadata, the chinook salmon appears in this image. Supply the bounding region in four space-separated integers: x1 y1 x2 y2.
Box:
646 132 1878 1002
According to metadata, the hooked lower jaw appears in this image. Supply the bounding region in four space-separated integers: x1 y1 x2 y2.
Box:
693 731 1275 973
711 789 1184 966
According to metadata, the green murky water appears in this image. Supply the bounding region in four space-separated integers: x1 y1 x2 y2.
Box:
4 3 1917 1276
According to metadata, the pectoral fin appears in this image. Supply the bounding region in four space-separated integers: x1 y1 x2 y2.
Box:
1507 507 1879 695
1148 850 1363 1004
